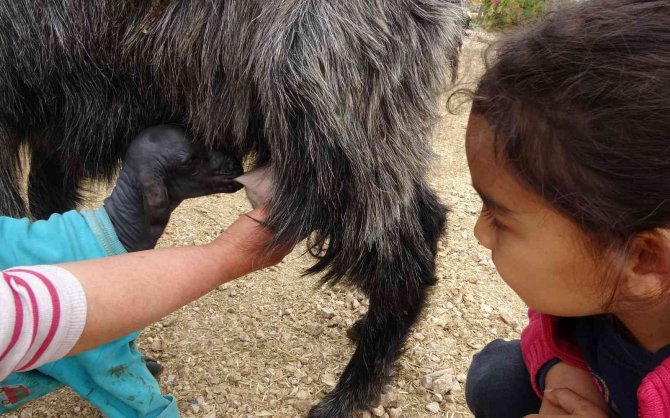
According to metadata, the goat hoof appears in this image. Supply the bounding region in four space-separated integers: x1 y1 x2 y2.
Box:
308 399 355 418
143 356 164 377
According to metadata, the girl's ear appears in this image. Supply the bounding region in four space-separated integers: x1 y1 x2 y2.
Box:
623 229 670 301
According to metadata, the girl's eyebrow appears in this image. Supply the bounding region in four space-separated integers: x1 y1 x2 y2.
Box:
473 186 513 215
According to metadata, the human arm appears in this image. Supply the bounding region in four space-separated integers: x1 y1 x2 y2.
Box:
63 207 287 354
0 208 288 380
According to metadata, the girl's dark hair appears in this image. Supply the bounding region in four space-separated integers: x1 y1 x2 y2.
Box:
473 0 670 251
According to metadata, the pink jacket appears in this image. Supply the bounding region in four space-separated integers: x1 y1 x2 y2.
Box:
520 310 670 417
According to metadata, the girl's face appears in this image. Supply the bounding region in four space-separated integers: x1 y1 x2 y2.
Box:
466 114 611 317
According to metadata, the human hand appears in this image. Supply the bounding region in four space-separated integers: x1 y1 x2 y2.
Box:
105 125 243 252
212 208 291 274
539 362 609 414
524 388 610 417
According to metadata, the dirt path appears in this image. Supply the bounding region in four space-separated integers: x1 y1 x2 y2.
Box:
16 33 527 418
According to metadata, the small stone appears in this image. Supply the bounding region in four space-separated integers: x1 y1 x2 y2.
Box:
426 402 440 413
291 367 306 379
74 407 81 413
166 374 177 384
468 277 479 284
295 400 312 412
432 393 443 403
255 330 265 339
306 323 324 337
380 390 398 407
327 316 342 328
191 404 201 414
320 308 336 319
425 368 453 379
451 381 463 393
228 371 242 383
481 304 493 314
413 332 426 341
19 409 32 418
370 404 385 416
321 373 337 387
432 377 453 395
499 312 517 327
456 373 467 383
296 390 310 400
420 376 433 389
151 339 163 351
388 407 402 418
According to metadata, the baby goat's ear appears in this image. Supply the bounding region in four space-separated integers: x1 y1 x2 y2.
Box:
623 229 670 301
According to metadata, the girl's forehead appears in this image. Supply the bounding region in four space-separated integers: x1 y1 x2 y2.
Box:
465 114 550 217
465 115 492 161
465 115 501 182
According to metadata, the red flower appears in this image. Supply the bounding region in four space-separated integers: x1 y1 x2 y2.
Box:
492 0 500 4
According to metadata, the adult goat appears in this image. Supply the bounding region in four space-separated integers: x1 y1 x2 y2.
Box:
0 1 465 416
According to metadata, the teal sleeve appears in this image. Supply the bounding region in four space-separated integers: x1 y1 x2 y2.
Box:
0 208 177 417
0 207 126 270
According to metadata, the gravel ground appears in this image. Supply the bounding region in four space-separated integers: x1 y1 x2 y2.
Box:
12 31 527 418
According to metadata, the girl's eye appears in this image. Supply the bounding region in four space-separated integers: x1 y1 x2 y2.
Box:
481 205 506 231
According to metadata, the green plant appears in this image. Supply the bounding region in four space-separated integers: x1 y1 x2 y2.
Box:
482 0 548 29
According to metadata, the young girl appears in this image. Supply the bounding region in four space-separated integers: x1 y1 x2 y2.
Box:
463 1 670 417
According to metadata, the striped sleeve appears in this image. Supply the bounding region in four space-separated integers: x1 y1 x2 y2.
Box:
0 265 87 380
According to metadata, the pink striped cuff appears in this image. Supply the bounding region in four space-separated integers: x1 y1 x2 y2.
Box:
0 266 86 380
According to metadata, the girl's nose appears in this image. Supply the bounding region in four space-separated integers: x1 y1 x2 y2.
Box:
474 214 494 250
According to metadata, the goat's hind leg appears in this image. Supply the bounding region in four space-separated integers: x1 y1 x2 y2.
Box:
28 149 83 219
0 139 28 217
309 186 447 418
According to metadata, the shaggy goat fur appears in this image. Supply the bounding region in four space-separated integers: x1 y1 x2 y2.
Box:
0 1 465 415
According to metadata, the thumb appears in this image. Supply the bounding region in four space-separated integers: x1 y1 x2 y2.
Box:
543 388 608 417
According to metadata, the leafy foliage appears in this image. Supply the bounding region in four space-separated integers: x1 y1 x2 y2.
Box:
481 0 548 29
